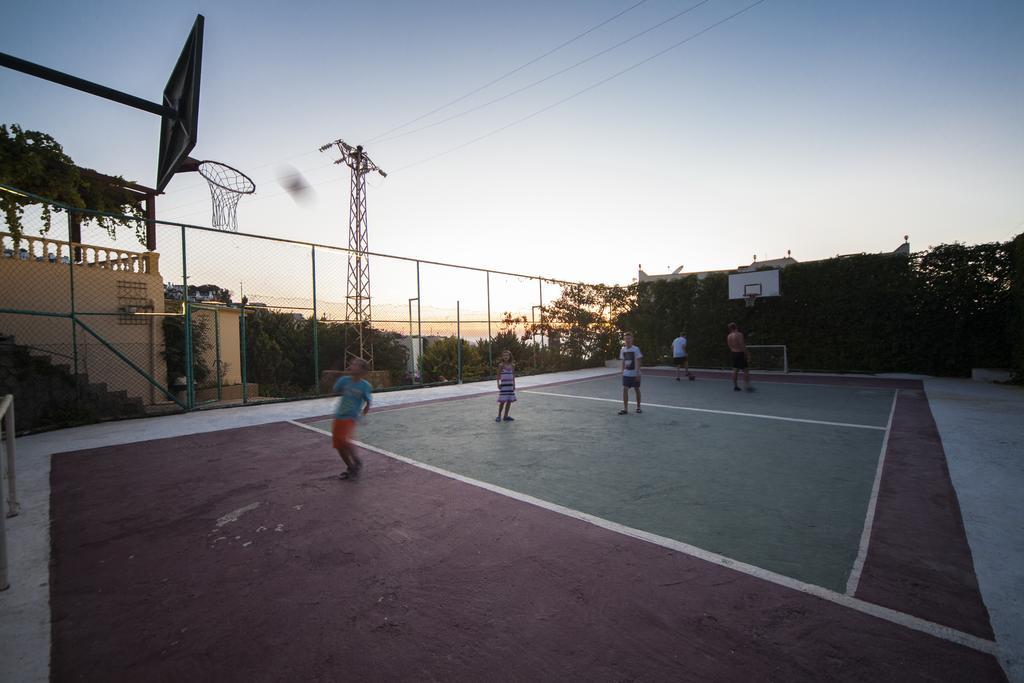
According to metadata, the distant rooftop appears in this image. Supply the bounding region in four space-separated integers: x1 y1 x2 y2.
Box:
638 238 909 283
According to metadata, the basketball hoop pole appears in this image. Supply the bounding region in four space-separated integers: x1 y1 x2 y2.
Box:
0 52 177 119
2 15 205 194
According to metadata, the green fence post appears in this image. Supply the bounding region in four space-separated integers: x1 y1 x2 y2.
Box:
67 212 80 398
416 260 422 383
538 278 544 354
240 303 248 404
181 225 194 409
456 300 462 384
214 307 222 402
407 297 418 386
486 271 492 371
312 245 320 396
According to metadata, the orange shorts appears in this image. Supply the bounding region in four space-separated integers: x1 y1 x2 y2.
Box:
332 418 356 449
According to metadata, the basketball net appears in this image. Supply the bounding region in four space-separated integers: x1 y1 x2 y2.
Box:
198 161 256 231
744 294 758 308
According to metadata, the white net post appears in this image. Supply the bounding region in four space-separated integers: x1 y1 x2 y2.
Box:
746 345 788 373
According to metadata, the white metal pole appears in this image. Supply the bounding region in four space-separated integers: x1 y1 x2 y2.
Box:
0 396 10 591
3 400 16 517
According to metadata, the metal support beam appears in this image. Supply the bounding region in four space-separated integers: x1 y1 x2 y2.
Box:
0 52 178 118
181 226 194 409
408 297 419 384
0 395 11 592
319 140 386 368
416 261 422 383
486 271 492 370
312 245 320 395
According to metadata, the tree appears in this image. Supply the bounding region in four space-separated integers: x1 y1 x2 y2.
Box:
162 314 215 387
316 321 410 386
420 337 484 382
541 283 635 367
0 124 145 242
243 309 302 393
476 313 533 372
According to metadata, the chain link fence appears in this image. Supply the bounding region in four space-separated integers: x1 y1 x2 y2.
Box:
1 183 580 432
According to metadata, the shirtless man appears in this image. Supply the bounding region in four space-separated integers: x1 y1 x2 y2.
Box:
726 322 753 392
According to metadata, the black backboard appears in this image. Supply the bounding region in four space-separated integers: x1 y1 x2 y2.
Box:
156 15 204 193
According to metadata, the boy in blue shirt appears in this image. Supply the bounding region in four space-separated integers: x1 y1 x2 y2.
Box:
332 358 373 479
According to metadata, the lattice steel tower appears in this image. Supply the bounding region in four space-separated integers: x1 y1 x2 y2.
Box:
318 140 387 367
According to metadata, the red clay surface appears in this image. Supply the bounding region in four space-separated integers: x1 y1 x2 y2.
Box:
855 388 995 638
50 421 1005 682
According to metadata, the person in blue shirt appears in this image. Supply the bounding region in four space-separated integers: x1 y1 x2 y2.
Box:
332 358 373 479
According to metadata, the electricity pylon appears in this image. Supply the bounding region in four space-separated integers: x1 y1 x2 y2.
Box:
318 140 387 368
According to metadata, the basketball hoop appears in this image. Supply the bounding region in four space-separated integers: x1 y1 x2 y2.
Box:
744 293 758 308
197 160 256 231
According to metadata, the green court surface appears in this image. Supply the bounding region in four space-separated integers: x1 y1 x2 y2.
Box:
312 374 895 592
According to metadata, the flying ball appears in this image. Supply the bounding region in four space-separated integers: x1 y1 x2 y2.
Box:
276 164 316 206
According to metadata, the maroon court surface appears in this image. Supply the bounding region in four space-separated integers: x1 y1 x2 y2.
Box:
49 405 1005 681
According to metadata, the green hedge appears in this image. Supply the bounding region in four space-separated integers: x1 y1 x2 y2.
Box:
1011 233 1024 380
622 238 1021 377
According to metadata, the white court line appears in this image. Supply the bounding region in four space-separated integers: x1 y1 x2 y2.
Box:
365 373 616 415
522 390 887 431
287 419 998 656
845 390 900 595
647 372 913 391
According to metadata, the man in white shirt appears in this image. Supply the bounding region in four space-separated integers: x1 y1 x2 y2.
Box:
619 332 643 415
671 331 694 381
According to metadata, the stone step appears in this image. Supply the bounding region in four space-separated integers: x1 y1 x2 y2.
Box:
1 338 156 430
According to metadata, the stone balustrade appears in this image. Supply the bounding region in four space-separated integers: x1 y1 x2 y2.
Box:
0 232 159 274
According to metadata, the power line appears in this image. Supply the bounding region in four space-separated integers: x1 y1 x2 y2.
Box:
164 1 651 199
365 0 651 143
372 0 713 146
164 0 769 219
393 0 769 174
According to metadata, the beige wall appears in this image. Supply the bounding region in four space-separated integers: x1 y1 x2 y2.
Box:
188 305 242 387
1 232 169 405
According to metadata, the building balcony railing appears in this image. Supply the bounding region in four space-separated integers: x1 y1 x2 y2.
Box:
0 232 159 274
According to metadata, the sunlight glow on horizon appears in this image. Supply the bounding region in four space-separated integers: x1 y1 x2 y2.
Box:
1 0 1021 286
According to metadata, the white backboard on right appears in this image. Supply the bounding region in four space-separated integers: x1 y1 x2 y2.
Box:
728 269 781 299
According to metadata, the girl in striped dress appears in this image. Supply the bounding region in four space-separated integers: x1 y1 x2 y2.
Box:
495 350 517 422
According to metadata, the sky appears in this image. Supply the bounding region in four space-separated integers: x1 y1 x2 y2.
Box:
2 0 1023 295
